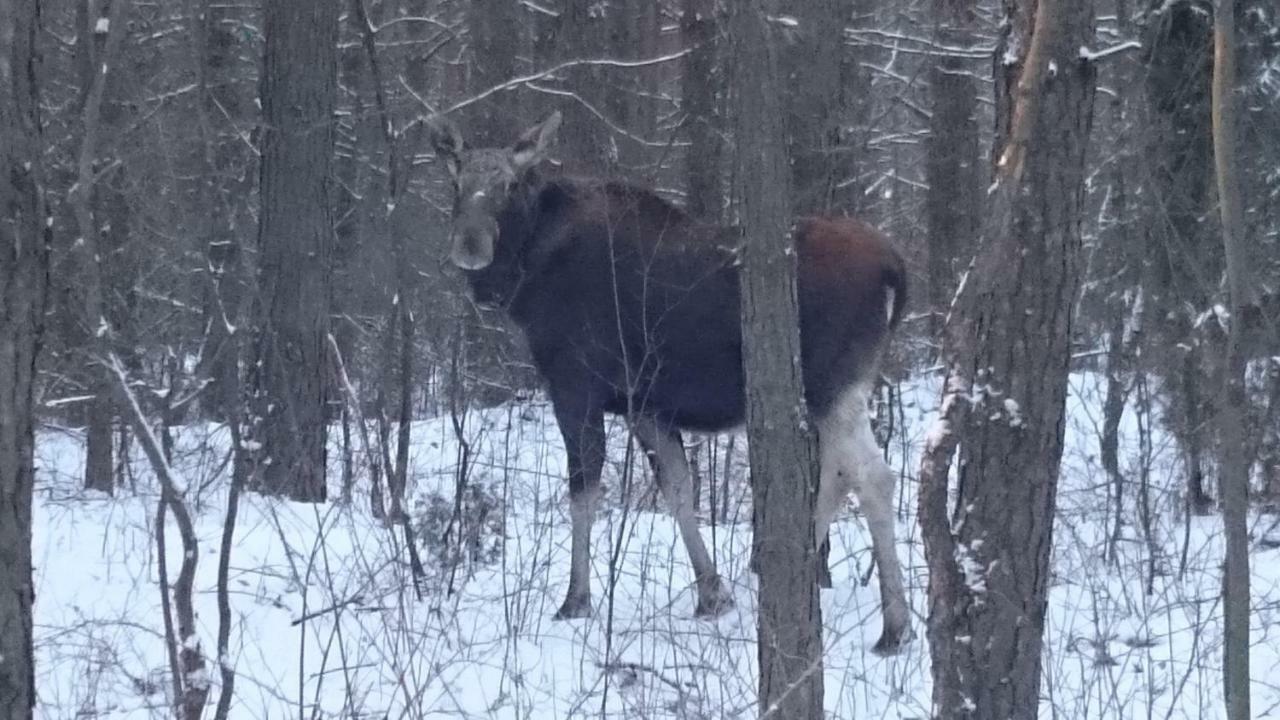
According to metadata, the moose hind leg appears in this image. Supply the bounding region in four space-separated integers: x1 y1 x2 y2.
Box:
631 415 733 617
822 385 911 655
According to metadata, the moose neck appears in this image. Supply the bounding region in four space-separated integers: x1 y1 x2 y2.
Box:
462 168 552 317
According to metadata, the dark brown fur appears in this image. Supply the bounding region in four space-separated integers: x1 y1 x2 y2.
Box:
430 112 911 643
464 173 907 446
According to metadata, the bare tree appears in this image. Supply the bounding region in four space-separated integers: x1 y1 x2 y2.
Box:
69 0 131 495
681 0 723 221
108 358 209 719
783 0 844 215
1142 0 1218 516
1210 0 1251 715
194 0 253 421
251 0 340 501
925 0 980 335
558 0 614 174
0 0 47 714
917 0 1096 716
731 3 823 718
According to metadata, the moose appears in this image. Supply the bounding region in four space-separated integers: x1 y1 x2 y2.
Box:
427 112 910 654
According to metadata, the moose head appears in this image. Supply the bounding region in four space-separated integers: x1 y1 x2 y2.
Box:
426 111 562 271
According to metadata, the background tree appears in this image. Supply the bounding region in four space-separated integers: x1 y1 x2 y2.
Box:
681 0 723 221
1211 0 1251 715
194 0 254 422
250 0 340 501
0 0 47 714
730 3 823 719
924 0 981 335
1141 0 1218 516
783 0 844 215
69 0 131 495
917 0 1097 717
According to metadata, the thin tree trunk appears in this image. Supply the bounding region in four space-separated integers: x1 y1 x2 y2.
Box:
1142 0 1218 517
71 0 131 496
1102 325 1127 562
559 0 613 175
391 298 413 521
925 0 980 337
681 0 722 222
1211 1 1251 715
0 0 48 713
1262 363 1280 509
194 0 248 422
730 3 823 718
783 0 843 216
213 416 247 720
917 0 1096 716
350 0 422 522
109 358 209 719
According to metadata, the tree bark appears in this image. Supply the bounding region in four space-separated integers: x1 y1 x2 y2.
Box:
1210 0 1251 716
681 0 723 221
71 0 131 496
0 0 47 714
108 358 209 719
731 3 823 719
925 0 980 336
558 0 614 174
1142 0 1218 516
917 0 1096 717
782 0 844 216
195 0 250 421
464 0 518 147
252 0 339 502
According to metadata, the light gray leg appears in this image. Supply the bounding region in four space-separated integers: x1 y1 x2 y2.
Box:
552 400 605 620
557 483 600 619
816 385 911 655
630 415 734 617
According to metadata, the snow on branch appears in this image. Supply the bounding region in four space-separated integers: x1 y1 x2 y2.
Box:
412 49 692 119
1079 41 1142 62
107 353 189 496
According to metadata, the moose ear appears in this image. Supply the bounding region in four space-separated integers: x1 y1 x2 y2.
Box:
426 115 465 175
511 111 561 171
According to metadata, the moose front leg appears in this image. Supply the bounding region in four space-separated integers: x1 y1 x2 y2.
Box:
552 396 606 620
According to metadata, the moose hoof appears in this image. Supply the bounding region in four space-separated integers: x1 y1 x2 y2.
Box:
694 581 735 618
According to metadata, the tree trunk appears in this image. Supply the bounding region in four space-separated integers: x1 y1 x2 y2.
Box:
681 0 723 221
917 0 1096 717
1142 0 1218 516
253 0 338 502
72 0 131 496
195 0 250 421
925 0 980 335
464 0 517 147
783 0 844 216
559 0 614 174
0 1 47 714
730 3 823 718
1210 0 1251 715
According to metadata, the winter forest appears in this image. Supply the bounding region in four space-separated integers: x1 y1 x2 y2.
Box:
1 0 1279 718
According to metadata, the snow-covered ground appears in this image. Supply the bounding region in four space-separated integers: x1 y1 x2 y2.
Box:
32 373 1280 718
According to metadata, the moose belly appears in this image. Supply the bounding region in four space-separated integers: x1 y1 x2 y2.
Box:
602 351 747 433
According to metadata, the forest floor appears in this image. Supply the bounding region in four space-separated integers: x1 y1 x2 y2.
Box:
32 372 1280 718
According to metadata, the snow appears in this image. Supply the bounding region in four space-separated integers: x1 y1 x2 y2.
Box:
31 372 1280 717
